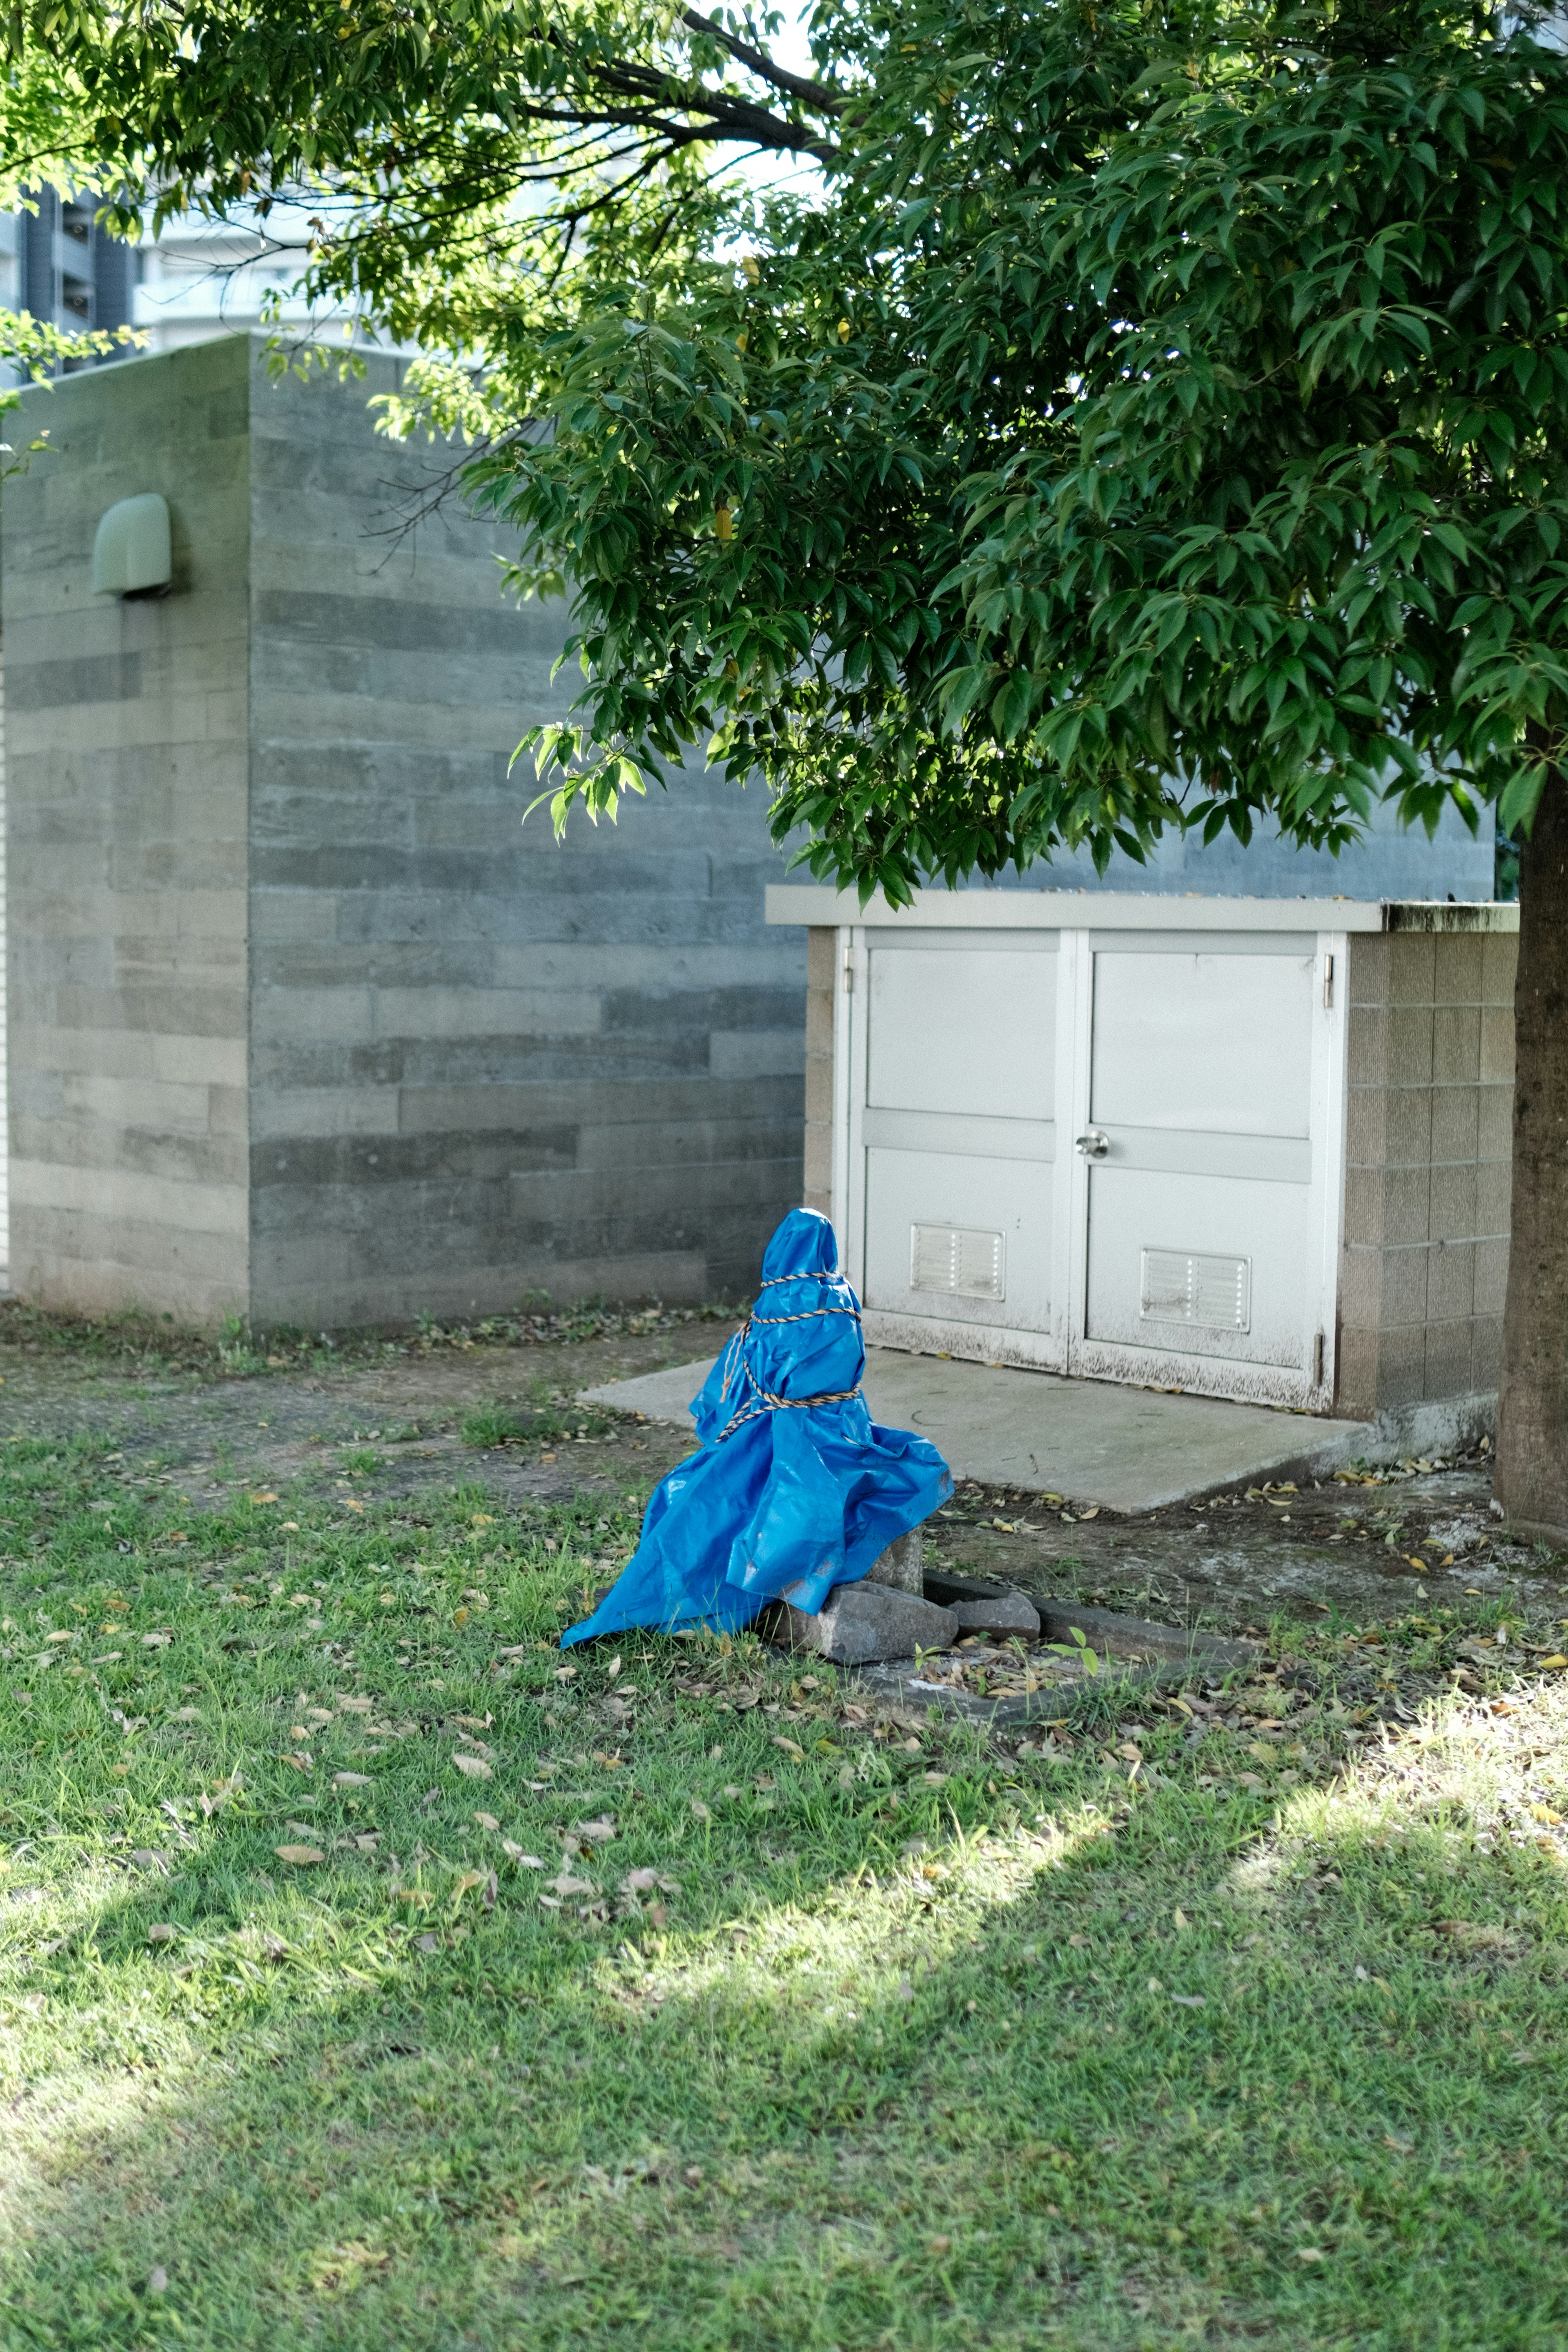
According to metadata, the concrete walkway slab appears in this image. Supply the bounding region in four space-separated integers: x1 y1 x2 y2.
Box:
579 1349 1374 1514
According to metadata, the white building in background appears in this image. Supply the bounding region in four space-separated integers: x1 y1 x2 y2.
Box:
0 192 365 366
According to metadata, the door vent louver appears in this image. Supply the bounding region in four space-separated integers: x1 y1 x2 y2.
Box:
1139 1247 1251 1333
910 1223 1006 1302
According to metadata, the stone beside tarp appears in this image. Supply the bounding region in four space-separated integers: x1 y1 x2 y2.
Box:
780 1581 960 1666
857 1600 1262 1728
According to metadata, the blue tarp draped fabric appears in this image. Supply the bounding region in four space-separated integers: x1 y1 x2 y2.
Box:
561 1208 952 1644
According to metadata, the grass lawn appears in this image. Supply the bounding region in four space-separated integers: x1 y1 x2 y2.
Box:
2 1421 1567 2349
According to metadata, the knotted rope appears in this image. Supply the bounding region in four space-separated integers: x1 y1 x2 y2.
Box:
713 1270 863 1443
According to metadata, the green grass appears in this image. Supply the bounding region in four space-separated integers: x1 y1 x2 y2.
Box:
3 1436 1568 2347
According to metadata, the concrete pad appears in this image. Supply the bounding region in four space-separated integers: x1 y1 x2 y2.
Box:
579 1348 1374 1514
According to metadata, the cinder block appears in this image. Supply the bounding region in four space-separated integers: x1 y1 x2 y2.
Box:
1477 1083 1514 1163
1476 1158 1512 1238
1429 1163 1477 1243
1423 1319 1473 1401
1344 1085 1388 1167
1373 1321 1428 1410
1381 1165 1433 1248
1388 934 1437 1004
1429 1085 1479 1166
1479 1004 1515 1085
1433 932 1483 1006
1346 933 1390 1007
1334 1325 1379 1420
1380 1243 1431 1328
1383 1086 1434 1168
1432 1005 1481 1084
1337 1243 1383 1328
1386 1005 1435 1085
1426 1238 1476 1324
1481 932 1518 1006
1347 1006 1390 1086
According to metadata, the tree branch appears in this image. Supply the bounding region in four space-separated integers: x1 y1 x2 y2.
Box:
678 7 844 116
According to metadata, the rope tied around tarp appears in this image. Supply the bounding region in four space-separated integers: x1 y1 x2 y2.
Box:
713 1269 863 1443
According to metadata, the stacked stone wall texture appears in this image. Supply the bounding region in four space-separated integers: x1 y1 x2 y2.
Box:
1334 924 1515 1419
4 335 805 1325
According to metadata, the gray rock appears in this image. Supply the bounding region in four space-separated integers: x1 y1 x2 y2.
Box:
865 1526 924 1594
924 1568 1013 1608
782 1581 959 1666
949 1588 1040 1637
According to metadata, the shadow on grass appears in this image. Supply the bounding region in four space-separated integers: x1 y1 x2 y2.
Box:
6 1671 1568 2352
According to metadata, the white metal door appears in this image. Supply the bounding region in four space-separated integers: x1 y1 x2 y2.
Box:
845 930 1067 1368
837 917 1343 1407
1070 935 1339 1406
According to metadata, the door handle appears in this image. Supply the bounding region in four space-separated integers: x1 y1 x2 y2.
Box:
1075 1129 1109 1159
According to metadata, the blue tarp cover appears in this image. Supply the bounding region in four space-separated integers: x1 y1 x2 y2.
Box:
561 1208 952 1644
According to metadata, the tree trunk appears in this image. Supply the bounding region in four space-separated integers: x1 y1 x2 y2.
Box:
1496 768 1568 1540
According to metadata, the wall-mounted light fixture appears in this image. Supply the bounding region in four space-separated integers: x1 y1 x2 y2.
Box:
91 492 172 599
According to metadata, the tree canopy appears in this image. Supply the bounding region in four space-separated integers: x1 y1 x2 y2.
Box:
12 0 1568 900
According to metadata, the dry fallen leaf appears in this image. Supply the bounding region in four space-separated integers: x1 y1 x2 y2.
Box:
452 1753 493 1780
279 1752 312 1772
502 1842 546 1867
274 1844 325 1866
575 1815 617 1843
690 1798 710 1820
333 1771 373 1788
339 1695 373 1714
249 1491 278 1505
547 1873 597 1898
1434 1919 1512 1949
147 1924 177 1943
475 1811 501 1831
772 1735 805 1761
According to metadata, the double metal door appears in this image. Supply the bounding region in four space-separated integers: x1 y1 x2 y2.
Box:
837 922 1344 1409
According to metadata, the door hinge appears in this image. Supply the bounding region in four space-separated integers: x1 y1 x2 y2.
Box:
1312 1329 1325 1386
842 944 854 994
1322 952 1334 1010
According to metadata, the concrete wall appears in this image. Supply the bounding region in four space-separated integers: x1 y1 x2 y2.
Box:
976 791 1494 901
1334 920 1515 1422
4 336 252 1319
4 334 806 1326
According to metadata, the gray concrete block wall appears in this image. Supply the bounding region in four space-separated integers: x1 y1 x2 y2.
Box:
244 345 803 1325
4 333 805 1328
1334 918 1515 1419
4 337 252 1320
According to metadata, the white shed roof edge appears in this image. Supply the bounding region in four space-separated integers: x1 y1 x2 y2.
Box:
764 886 1518 934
